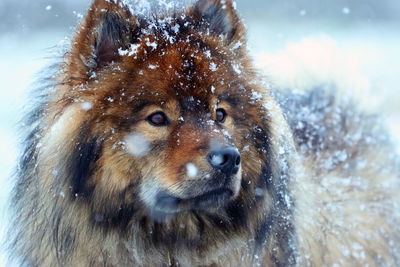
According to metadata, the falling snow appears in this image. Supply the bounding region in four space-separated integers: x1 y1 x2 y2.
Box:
148 64 158 69
209 62 218 72
186 163 198 177
81 102 93 111
125 133 150 157
210 154 224 166
232 64 241 74
342 7 350 15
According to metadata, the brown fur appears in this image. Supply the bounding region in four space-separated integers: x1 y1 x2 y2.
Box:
9 0 400 266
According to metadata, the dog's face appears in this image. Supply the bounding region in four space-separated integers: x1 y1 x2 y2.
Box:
107 45 245 219
55 0 270 225
128 78 243 220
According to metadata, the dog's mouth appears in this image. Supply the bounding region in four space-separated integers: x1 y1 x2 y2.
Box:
144 167 242 222
150 187 235 221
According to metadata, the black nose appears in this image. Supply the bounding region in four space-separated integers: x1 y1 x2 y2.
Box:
208 147 241 175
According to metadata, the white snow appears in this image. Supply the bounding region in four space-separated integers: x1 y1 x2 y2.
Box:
125 133 150 157
209 62 218 72
171 24 180 34
251 90 262 101
119 43 141 57
118 47 129 56
210 154 224 166
232 41 242 50
186 163 198 178
255 188 264 197
232 1 237 10
146 40 157 50
232 64 241 74
342 7 350 15
81 102 93 111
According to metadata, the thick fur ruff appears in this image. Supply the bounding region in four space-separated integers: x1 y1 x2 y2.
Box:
9 0 400 266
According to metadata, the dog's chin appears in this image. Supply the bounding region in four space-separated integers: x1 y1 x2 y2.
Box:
149 186 239 223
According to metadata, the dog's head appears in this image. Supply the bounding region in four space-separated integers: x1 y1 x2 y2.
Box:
47 0 277 226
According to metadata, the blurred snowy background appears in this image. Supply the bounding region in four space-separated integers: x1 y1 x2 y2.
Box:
0 0 399 265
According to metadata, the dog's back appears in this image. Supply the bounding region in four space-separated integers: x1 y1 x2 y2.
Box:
278 87 400 265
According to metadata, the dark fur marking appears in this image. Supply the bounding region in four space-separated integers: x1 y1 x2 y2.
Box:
89 180 141 232
69 135 102 199
222 95 241 107
254 211 274 252
226 191 251 230
94 204 137 232
148 216 204 251
253 157 296 265
49 207 77 266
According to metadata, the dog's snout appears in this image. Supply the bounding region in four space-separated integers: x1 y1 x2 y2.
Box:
208 147 241 175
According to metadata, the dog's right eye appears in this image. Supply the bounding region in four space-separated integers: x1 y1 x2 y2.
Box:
147 112 169 127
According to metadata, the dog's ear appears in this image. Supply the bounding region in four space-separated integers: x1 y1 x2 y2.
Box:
191 0 245 44
69 0 137 73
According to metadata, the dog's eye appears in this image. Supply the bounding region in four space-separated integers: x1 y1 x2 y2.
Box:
147 112 169 126
216 108 227 123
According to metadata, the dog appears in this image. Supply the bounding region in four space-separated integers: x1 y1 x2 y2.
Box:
9 0 400 266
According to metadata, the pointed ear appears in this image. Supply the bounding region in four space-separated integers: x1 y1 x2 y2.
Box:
69 0 137 72
191 0 245 44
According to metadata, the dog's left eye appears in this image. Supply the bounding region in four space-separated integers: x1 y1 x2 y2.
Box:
147 112 169 126
216 108 227 123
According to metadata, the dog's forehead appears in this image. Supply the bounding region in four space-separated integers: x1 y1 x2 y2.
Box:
128 35 226 105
